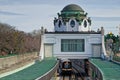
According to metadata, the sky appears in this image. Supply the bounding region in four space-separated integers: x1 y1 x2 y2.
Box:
0 0 120 35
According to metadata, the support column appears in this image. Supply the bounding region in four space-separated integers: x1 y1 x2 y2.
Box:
101 27 107 59
39 27 45 60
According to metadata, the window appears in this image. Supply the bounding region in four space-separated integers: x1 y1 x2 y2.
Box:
61 39 85 52
70 20 75 28
58 20 62 27
84 20 87 28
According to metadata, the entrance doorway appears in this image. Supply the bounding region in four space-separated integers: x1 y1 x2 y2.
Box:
92 45 101 57
44 44 53 57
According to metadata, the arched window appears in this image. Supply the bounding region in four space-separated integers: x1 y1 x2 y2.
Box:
84 20 87 28
58 20 62 27
70 20 75 28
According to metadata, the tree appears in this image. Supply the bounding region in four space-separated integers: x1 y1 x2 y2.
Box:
105 32 120 53
104 32 118 43
0 22 41 56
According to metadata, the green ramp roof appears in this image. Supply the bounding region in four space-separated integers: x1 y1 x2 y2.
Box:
0 57 57 80
90 59 120 80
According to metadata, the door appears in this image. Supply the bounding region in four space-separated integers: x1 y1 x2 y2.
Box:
92 45 101 57
44 44 53 57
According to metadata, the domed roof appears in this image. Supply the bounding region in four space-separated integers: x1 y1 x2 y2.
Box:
61 4 84 12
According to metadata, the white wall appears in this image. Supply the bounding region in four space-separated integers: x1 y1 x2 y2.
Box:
44 33 102 59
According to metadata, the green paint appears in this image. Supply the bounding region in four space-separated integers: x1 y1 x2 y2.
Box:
0 57 57 80
91 59 120 80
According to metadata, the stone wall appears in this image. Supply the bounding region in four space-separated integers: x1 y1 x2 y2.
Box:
0 52 38 74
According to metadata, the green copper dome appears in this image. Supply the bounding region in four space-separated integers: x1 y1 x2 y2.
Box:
61 4 84 12
54 4 91 29
56 4 88 25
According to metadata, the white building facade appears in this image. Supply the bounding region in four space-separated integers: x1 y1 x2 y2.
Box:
40 4 105 60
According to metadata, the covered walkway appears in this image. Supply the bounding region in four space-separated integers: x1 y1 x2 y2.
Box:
90 59 120 80
0 58 57 80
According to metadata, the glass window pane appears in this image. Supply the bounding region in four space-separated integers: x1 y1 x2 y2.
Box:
61 39 85 52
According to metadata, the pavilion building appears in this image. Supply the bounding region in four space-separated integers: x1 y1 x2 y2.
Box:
40 4 106 60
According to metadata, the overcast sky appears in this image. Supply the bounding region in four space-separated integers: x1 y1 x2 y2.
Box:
0 0 120 35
